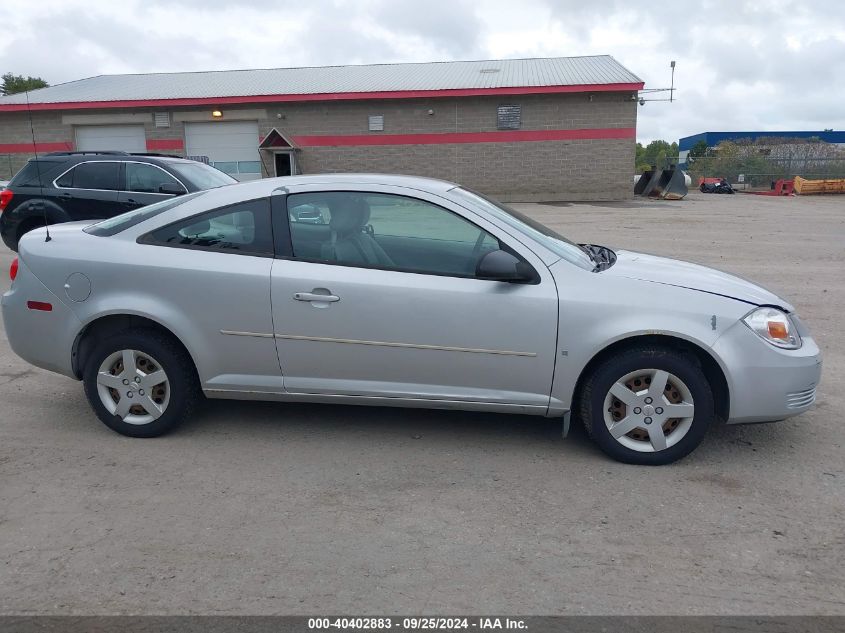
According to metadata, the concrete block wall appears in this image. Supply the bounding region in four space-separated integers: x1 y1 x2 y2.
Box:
0 92 637 200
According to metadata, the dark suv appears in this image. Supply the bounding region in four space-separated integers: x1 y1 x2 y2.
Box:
0 151 237 251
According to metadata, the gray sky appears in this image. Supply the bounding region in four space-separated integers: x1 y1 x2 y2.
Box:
2 0 843 144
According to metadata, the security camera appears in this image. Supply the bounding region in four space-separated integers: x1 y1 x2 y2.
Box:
639 97 645 106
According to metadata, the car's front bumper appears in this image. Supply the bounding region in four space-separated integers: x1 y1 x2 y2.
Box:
713 319 822 424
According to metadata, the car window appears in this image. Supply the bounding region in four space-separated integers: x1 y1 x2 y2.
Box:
85 191 207 237
56 162 121 190
144 198 273 256
167 162 237 189
286 191 501 277
125 163 184 193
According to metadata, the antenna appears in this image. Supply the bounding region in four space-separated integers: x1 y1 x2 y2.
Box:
24 90 51 242
670 60 676 103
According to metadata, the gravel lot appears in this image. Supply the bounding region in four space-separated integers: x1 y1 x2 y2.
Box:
1 191 843 615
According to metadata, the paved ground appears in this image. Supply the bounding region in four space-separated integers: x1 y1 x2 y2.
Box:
0 191 843 615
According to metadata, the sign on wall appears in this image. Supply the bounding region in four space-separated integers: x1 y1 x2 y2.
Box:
497 105 521 130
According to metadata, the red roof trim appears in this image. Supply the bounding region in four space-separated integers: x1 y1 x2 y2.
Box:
292 127 636 147
0 82 644 112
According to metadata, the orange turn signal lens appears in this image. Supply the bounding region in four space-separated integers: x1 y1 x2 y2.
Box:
767 321 789 339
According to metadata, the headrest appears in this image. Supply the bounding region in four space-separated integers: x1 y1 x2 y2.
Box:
329 196 370 236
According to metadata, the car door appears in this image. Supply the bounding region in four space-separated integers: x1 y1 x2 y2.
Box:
118 162 187 211
270 185 560 412
138 196 280 393
53 161 121 219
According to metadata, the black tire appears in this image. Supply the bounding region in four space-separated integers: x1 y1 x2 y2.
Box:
578 346 714 465
13 218 45 251
83 328 201 438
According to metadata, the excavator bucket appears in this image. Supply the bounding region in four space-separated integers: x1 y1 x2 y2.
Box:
634 167 688 200
650 168 688 200
634 169 658 195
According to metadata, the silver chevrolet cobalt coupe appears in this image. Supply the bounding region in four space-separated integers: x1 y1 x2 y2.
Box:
2 175 821 464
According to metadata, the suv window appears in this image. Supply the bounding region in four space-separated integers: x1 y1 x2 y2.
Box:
143 198 273 256
125 163 184 193
168 162 237 189
286 192 500 277
56 162 120 190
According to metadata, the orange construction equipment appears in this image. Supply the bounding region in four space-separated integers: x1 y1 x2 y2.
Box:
746 179 795 196
794 176 845 195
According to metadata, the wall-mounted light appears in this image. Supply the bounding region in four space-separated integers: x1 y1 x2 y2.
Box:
211 110 223 118
427 109 435 116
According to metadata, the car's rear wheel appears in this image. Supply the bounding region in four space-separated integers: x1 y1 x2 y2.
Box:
83 329 200 437
579 346 714 465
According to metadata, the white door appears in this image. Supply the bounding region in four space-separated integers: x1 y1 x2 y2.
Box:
184 121 261 182
75 125 146 153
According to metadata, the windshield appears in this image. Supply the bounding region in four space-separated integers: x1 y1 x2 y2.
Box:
85 191 207 237
450 187 594 271
169 162 237 189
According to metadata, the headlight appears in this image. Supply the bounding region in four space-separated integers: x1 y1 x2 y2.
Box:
742 307 802 349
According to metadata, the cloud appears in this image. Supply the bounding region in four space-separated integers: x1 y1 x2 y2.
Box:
1 0 843 142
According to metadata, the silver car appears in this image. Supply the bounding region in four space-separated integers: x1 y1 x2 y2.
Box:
1 175 821 464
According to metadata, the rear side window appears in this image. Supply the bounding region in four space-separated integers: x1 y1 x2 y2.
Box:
56 162 120 190
85 191 207 237
142 199 273 256
9 160 64 187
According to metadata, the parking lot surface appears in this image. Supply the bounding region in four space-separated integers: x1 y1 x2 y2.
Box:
1 191 843 615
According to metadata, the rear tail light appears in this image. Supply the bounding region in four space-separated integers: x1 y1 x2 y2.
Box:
9 257 18 281
0 188 13 211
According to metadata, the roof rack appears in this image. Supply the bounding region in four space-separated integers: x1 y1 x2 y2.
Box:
128 152 182 158
44 150 131 156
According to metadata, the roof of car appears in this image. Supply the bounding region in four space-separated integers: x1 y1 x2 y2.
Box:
231 173 461 196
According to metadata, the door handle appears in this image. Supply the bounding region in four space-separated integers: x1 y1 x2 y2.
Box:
294 291 340 303
58 193 73 199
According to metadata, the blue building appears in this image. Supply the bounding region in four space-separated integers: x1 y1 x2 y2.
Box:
678 131 845 166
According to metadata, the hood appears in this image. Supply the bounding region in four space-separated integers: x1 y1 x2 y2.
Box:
604 250 793 310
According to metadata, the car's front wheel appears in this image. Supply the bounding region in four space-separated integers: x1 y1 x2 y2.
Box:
579 345 714 465
83 329 200 437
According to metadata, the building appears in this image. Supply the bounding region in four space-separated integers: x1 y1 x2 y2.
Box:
679 130 845 167
0 56 643 200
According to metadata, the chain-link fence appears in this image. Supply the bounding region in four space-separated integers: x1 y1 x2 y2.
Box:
682 154 845 189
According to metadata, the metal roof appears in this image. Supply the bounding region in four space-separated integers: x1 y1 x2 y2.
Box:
679 130 845 150
0 56 641 108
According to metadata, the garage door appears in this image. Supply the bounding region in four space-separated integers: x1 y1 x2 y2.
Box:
75 125 146 153
184 121 261 181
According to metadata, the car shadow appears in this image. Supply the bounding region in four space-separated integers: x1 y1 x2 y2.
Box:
177 396 601 455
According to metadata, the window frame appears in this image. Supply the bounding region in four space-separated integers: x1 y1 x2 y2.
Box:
275 189 538 282
137 196 275 258
52 160 123 192
123 161 188 195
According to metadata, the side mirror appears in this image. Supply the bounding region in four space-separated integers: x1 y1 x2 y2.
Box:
159 183 187 195
476 250 536 283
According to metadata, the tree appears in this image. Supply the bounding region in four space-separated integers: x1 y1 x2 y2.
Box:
635 139 679 171
1 73 49 96
686 139 710 164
